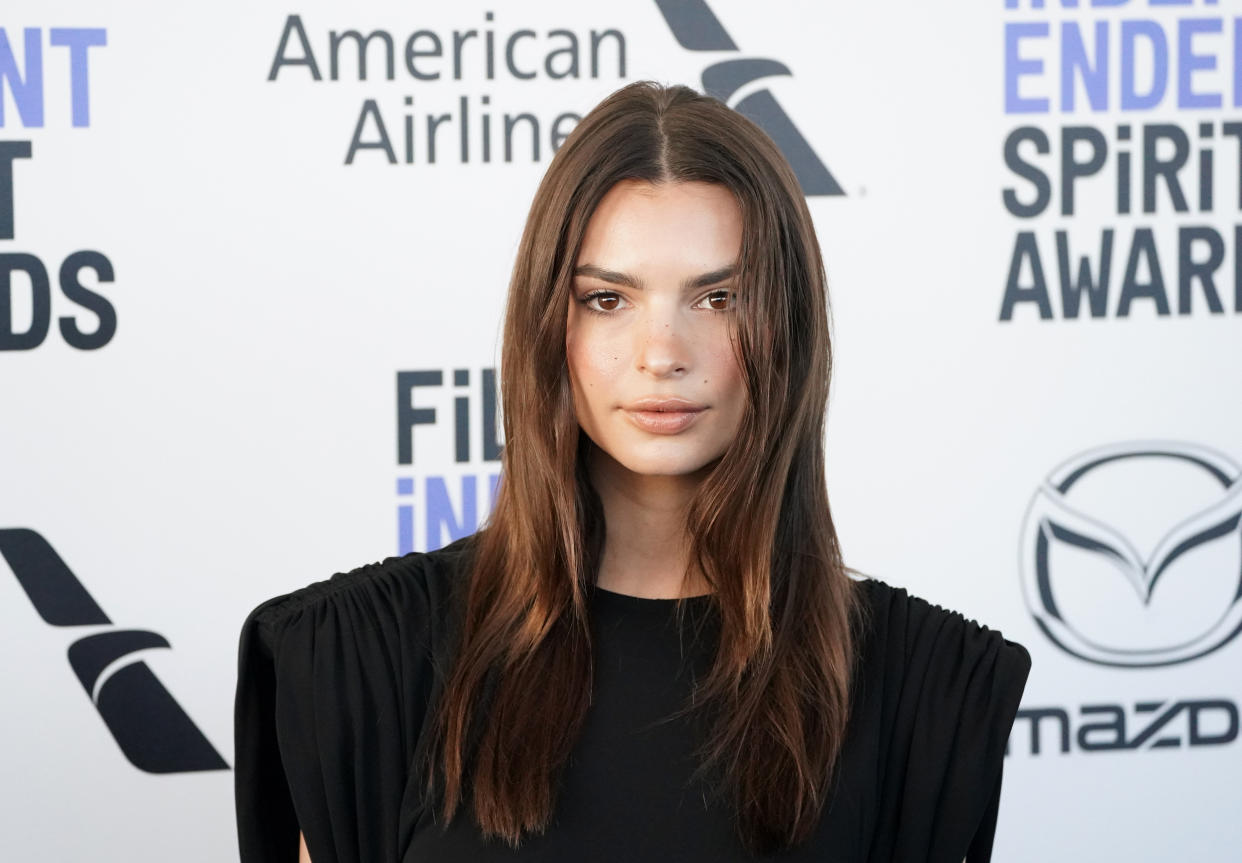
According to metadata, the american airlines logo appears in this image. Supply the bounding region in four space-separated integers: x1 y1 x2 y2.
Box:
265 1 845 193
654 0 844 196
0 528 228 773
1019 441 1242 668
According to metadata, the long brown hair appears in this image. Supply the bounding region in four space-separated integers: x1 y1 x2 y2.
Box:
423 80 864 856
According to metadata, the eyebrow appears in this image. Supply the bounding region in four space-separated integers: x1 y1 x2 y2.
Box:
573 263 737 291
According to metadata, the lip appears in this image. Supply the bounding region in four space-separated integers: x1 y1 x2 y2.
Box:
622 397 707 435
625 397 707 412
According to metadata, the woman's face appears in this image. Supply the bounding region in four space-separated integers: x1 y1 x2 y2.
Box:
566 179 747 478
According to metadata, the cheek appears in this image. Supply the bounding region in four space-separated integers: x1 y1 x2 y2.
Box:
703 336 745 401
707 345 748 439
566 326 627 397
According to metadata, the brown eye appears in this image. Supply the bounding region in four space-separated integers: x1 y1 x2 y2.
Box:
704 290 732 311
580 290 624 313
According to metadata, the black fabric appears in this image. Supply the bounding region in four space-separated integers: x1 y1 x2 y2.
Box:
234 534 1032 862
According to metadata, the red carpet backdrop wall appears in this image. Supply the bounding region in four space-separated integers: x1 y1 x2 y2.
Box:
2 1 1240 860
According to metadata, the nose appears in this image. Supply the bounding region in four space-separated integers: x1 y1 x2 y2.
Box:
635 303 689 377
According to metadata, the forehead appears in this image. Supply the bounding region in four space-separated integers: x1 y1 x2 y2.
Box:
575 180 742 274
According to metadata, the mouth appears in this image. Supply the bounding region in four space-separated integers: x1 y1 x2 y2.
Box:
622 399 707 434
624 397 707 412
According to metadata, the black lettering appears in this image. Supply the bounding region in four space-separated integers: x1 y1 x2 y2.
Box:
1177 226 1225 314
589 29 626 78
329 29 395 81
397 371 442 465
504 113 539 162
1222 122 1242 208
0 141 33 240
1011 707 1070 755
1061 126 1107 217
0 253 51 351
1000 232 1053 320
551 112 581 153
1008 699 1239 756
506 30 537 80
1117 228 1170 316
268 14 321 81
454 369 470 463
58 251 116 350
1127 701 1182 750
1003 127 1051 218
1188 699 1239 746
1056 230 1112 318
404 31 442 80
1143 124 1190 213
1236 224 1242 312
345 100 397 165
1118 146 1132 214
426 113 451 164
1077 704 1127 752
545 30 579 79
452 29 477 80
1199 135 1213 212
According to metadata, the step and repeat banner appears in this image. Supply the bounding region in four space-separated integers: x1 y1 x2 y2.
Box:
2 1 1239 860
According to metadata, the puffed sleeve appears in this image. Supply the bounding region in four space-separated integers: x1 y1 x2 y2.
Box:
233 554 442 863
865 582 1032 863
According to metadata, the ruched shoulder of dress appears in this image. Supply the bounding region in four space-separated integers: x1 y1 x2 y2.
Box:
233 535 475 863
852 578 1032 862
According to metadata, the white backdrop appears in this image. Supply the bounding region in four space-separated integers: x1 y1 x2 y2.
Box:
2 1 1240 860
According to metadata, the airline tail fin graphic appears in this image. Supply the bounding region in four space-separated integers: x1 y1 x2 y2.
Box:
653 0 845 196
1 528 228 773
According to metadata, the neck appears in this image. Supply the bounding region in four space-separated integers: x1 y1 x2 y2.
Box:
586 444 714 599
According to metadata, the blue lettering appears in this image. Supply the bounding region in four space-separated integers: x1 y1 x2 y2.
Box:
397 472 501 552
398 504 415 554
1178 18 1222 109
1004 0 1193 9
1237 18 1242 107
49 28 106 127
1061 21 1109 111
1121 21 1168 110
0 28 43 127
397 477 415 554
1007 22 1051 113
426 475 478 550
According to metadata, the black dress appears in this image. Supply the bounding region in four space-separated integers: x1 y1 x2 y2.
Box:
234 534 1031 863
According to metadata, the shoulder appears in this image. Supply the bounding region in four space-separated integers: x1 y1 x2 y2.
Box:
848 578 1033 859
234 539 479 863
241 532 479 655
852 575 1032 681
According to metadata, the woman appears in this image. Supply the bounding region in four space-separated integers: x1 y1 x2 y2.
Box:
234 81 1031 863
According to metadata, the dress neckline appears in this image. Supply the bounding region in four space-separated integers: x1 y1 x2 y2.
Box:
589 584 714 616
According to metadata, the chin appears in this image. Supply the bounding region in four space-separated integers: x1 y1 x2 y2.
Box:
611 447 725 479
